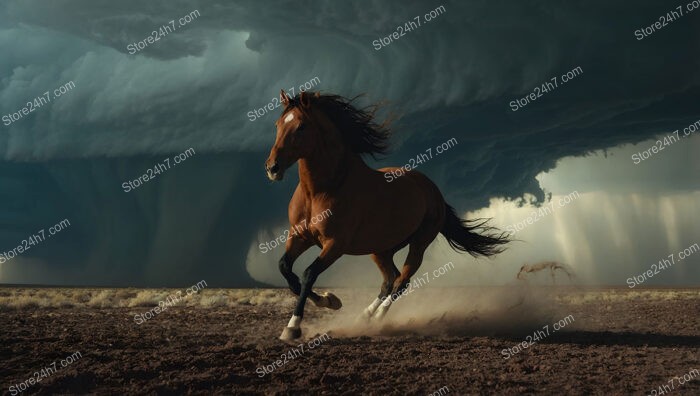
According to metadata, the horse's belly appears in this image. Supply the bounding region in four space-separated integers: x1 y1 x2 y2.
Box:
346 183 427 254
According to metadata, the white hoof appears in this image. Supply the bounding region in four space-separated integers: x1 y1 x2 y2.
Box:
356 308 374 323
372 305 389 320
280 326 302 340
357 297 383 323
372 298 393 320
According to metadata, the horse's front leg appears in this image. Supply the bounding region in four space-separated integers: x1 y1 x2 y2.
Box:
278 236 313 295
279 236 342 310
280 244 343 341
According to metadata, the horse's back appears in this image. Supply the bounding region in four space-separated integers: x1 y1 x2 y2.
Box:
377 167 443 200
377 167 445 217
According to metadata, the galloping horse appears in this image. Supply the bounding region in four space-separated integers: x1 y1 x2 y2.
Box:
264 90 509 340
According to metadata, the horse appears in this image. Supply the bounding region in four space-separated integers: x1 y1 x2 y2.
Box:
264 90 509 340
517 262 574 282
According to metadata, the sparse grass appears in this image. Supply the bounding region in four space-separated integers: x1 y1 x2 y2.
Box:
0 287 695 309
0 288 292 309
556 289 700 304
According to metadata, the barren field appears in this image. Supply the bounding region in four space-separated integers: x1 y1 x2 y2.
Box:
1 287 698 395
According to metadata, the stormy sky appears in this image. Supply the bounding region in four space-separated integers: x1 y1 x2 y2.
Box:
0 0 698 287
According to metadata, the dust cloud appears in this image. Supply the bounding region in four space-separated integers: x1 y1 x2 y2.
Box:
306 263 578 338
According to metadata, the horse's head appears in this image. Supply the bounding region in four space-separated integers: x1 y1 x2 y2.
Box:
265 90 390 182
265 90 322 181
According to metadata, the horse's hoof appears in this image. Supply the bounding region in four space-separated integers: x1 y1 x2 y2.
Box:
372 306 389 321
357 309 373 323
280 326 302 341
314 292 342 310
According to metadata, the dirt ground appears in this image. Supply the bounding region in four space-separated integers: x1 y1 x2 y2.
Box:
0 287 698 395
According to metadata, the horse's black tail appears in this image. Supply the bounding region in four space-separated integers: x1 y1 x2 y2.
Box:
440 204 510 257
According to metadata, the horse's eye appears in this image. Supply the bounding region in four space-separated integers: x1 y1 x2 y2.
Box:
297 123 306 131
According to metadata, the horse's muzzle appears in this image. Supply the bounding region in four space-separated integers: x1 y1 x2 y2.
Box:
265 161 284 181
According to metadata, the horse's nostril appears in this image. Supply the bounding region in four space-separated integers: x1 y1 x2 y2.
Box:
270 163 280 173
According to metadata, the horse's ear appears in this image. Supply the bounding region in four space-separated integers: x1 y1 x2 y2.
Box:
280 90 290 107
300 91 311 108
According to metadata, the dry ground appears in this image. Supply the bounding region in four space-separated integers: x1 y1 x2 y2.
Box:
0 287 698 395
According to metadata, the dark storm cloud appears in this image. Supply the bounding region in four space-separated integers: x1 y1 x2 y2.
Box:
0 0 698 285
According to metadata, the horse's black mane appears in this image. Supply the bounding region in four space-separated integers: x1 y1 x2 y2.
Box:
288 92 391 158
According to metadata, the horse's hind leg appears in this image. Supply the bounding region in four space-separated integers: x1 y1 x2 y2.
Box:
361 251 399 319
373 243 428 319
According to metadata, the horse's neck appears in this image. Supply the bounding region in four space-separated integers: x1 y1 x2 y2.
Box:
298 148 367 195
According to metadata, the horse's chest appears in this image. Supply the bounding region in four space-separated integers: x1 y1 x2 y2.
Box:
292 206 334 242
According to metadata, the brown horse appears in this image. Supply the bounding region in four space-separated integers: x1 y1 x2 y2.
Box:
264 90 509 340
